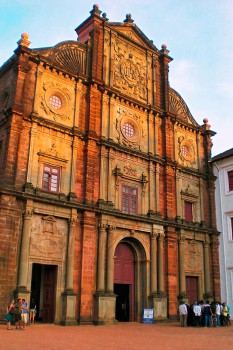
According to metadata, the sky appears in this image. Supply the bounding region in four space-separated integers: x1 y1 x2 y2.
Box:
0 0 232 156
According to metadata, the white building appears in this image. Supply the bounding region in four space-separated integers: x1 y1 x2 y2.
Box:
212 148 233 316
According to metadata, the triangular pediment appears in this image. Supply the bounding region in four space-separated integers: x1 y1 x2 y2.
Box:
108 22 158 51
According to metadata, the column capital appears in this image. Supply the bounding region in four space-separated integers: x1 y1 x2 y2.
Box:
150 231 159 239
68 217 77 227
158 232 165 240
179 233 186 242
107 225 116 233
23 209 33 218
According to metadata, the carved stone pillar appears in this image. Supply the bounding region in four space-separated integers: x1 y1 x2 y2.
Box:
178 234 186 298
150 231 158 293
150 228 167 321
97 225 107 291
204 236 211 298
107 226 115 292
176 171 181 220
149 162 156 213
158 232 165 293
18 209 32 289
94 225 117 325
155 163 160 213
61 216 77 326
66 218 76 290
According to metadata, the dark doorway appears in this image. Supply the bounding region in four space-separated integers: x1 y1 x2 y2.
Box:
186 276 199 304
114 284 129 321
31 264 57 323
114 243 135 322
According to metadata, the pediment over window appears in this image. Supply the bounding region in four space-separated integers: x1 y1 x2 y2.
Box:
32 41 87 75
169 88 198 126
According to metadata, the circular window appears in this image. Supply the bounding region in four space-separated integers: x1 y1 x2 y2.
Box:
123 123 135 138
49 95 62 110
181 145 189 158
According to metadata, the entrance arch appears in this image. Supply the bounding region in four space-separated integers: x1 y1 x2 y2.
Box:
114 242 135 321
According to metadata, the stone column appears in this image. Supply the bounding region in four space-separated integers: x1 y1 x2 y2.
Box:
65 218 76 290
204 236 211 298
61 216 77 326
178 234 186 296
18 209 32 288
107 226 115 292
150 228 167 321
155 163 160 213
176 170 181 220
97 225 107 291
94 225 117 325
149 162 155 213
158 232 165 293
150 231 158 293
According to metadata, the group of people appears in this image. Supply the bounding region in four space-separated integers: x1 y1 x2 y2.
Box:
6 298 36 330
179 300 231 328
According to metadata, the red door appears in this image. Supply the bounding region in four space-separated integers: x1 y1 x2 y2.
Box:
43 265 57 323
114 243 135 321
186 276 198 304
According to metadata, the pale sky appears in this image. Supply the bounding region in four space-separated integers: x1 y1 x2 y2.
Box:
0 0 232 156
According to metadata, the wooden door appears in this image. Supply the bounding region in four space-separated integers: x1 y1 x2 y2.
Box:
42 265 57 323
114 243 135 321
186 276 198 304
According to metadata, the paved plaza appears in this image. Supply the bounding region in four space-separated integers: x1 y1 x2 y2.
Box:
0 323 233 350
0 322 232 350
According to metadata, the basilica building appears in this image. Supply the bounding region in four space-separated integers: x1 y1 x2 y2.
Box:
0 5 220 325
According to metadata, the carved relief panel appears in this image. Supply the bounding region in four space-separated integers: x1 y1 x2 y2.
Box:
114 104 147 151
105 31 151 103
175 125 198 169
36 71 75 127
30 215 67 260
184 240 203 273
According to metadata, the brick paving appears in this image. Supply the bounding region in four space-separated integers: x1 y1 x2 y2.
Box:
0 322 232 350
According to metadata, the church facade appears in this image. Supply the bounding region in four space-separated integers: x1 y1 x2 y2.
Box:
0 5 220 325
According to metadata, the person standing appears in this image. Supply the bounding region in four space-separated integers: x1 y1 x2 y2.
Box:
222 302 229 326
179 301 188 327
14 298 22 330
193 302 201 327
203 300 212 327
6 300 15 330
21 298 29 330
30 299 37 324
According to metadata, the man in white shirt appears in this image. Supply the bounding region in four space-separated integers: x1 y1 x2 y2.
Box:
193 302 202 327
179 302 188 327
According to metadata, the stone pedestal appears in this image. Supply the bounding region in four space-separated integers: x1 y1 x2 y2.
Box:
61 290 78 326
93 292 117 325
150 293 167 321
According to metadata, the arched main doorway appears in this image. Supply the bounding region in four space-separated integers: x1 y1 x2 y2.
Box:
114 242 135 322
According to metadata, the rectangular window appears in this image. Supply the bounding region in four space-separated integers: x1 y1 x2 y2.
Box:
184 201 193 222
228 171 233 191
122 185 138 214
42 164 60 193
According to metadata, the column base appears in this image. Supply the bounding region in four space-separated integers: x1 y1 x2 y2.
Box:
60 290 78 326
93 292 118 325
203 293 213 301
150 293 167 321
14 286 31 302
177 293 189 304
